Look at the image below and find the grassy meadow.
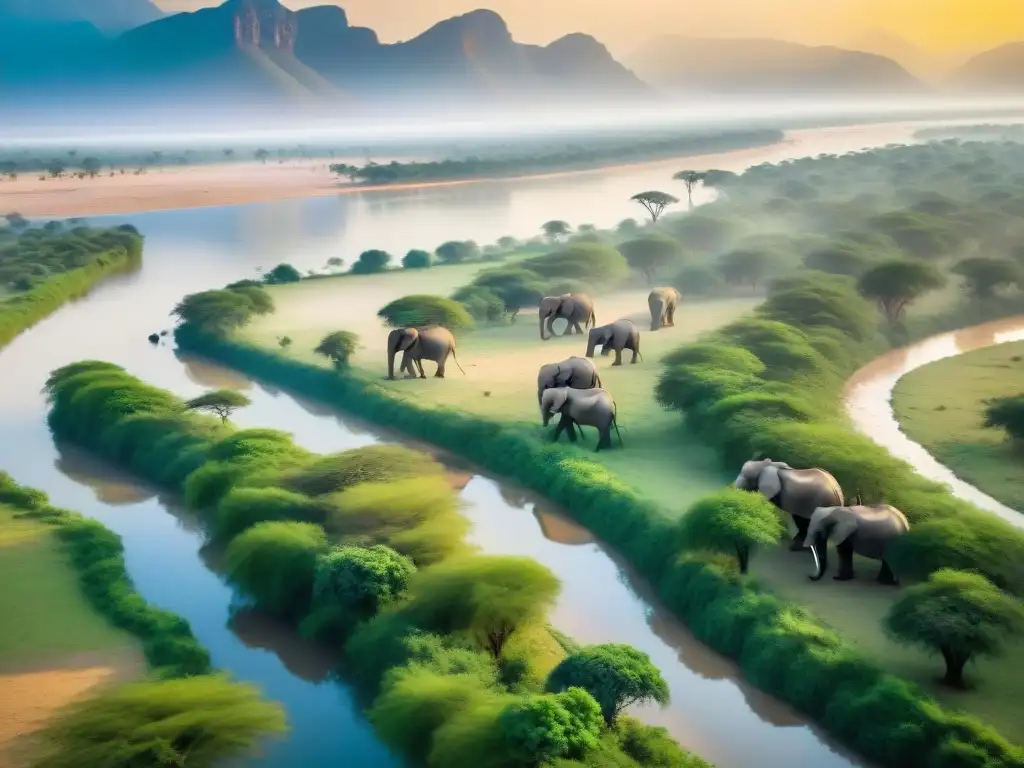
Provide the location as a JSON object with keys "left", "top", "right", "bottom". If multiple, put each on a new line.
{"left": 893, "top": 340, "right": 1024, "bottom": 512}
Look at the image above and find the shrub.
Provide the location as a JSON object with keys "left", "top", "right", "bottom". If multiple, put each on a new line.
{"left": 171, "top": 288, "right": 272, "bottom": 336}
{"left": 314, "top": 330, "right": 359, "bottom": 370}
{"left": 281, "top": 444, "right": 443, "bottom": 496}
{"left": 983, "top": 393, "right": 1024, "bottom": 442}
{"left": 616, "top": 717, "right": 712, "bottom": 768}
{"left": 403, "top": 249, "right": 432, "bottom": 269}
{"left": 521, "top": 244, "right": 628, "bottom": 286}
{"left": 212, "top": 486, "right": 325, "bottom": 541}
{"left": 436, "top": 241, "right": 480, "bottom": 264}
{"left": 312, "top": 544, "right": 416, "bottom": 616}
{"left": 351, "top": 249, "right": 393, "bottom": 274}
{"left": 378, "top": 295, "right": 474, "bottom": 330}
{"left": 262, "top": 262, "right": 302, "bottom": 284}
{"left": 499, "top": 688, "right": 603, "bottom": 764}
{"left": 676, "top": 490, "right": 785, "bottom": 573}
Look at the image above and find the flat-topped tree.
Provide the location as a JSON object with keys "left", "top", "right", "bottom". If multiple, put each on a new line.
{"left": 542, "top": 220, "right": 572, "bottom": 242}
{"left": 951, "top": 257, "right": 1022, "bottom": 298}
{"left": 857, "top": 259, "right": 946, "bottom": 324}
{"left": 618, "top": 235, "right": 683, "bottom": 284}
{"left": 673, "top": 170, "right": 707, "bottom": 209}
{"left": 630, "top": 191, "right": 679, "bottom": 223}
{"left": 185, "top": 389, "right": 251, "bottom": 424}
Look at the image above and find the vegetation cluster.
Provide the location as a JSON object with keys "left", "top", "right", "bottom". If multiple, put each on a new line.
{"left": 44, "top": 361, "right": 710, "bottom": 768}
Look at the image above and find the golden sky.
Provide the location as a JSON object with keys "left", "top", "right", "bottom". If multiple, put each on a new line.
{"left": 156, "top": 0, "right": 1024, "bottom": 55}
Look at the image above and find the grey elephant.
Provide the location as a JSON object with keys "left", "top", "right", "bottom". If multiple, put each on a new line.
{"left": 585, "top": 319, "right": 642, "bottom": 366}
{"left": 537, "top": 356, "right": 602, "bottom": 404}
{"left": 539, "top": 293, "right": 596, "bottom": 340}
{"left": 540, "top": 386, "right": 622, "bottom": 452}
{"left": 805, "top": 497, "right": 910, "bottom": 584}
{"left": 386, "top": 326, "right": 464, "bottom": 380}
{"left": 734, "top": 458, "right": 844, "bottom": 550}
{"left": 648, "top": 287, "right": 681, "bottom": 331}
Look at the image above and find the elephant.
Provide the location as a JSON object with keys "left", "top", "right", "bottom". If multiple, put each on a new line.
{"left": 540, "top": 386, "right": 622, "bottom": 452}
{"left": 734, "top": 458, "right": 844, "bottom": 550}
{"left": 648, "top": 287, "right": 681, "bottom": 331}
{"left": 386, "top": 326, "right": 464, "bottom": 380}
{"left": 538, "top": 293, "right": 596, "bottom": 340}
{"left": 537, "top": 356, "right": 602, "bottom": 404}
{"left": 805, "top": 497, "right": 910, "bottom": 583}
{"left": 585, "top": 319, "right": 642, "bottom": 366}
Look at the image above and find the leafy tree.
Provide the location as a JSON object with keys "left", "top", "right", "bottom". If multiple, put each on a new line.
{"left": 499, "top": 688, "right": 602, "bottom": 764}
{"left": 262, "top": 262, "right": 302, "bottom": 284}
{"left": 312, "top": 544, "right": 416, "bottom": 617}
{"left": 676, "top": 489, "right": 784, "bottom": 573}
{"left": 325, "top": 256, "right": 344, "bottom": 271}
{"left": 497, "top": 236, "right": 518, "bottom": 250}
{"left": 630, "top": 191, "right": 679, "bottom": 223}
{"left": 617, "top": 218, "right": 639, "bottom": 236}
{"left": 435, "top": 240, "right": 480, "bottom": 264}
{"left": 618, "top": 236, "right": 682, "bottom": 283}
{"left": 702, "top": 169, "right": 738, "bottom": 188}
{"left": 857, "top": 259, "right": 946, "bottom": 323}
{"left": 403, "top": 249, "right": 432, "bottom": 269}
{"left": 673, "top": 170, "right": 707, "bottom": 209}
{"left": 521, "top": 244, "right": 628, "bottom": 285}
{"left": 378, "top": 295, "right": 473, "bottom": 330}
{"left": 314, "top": 330, "right": 360, "bottom": 370}
{"left": 470, "top": 268, "right": 546, "bottom": 319}
{"left": 884, "top": 569, "right": 1024, "bottom": 688}
{"left": 983, "top": 393, "right": 1024, "bottom": 443}
{"left": 255, "top": 148, "right": 270, "bottom": 163}
{"left": 224, "top": 521, "right": 328, "bottom": 619}
{"left": 547, "top": 644, "right": 669, "bottom": 725}
{"left": 30, "top": 675, "right": 287, "bottom": 768}
{"left": 185, "top": 389, "right": 251, "bottom": 424}
{"left": 951, "top": 257, "right": 1021, "bottom": 298}
{"left": 351, "top": 249, "right": 392, "bottom": 274}
{"left": 715, "top": 248, "right": 775, "bottom": 291}
{"left": 407, "top": 555, "right": 559, "bottom": 657}
{"left": 81, "top": 157, "right": 102, "bottom": 178}
{"left": 329, "top": 163, "right": 360, "bottom": 180}
{"left": 542, "top": 220, "right": 572, "bottom": 242}
{"left": 171, "top": 289, "right": 271, "bottom": 336}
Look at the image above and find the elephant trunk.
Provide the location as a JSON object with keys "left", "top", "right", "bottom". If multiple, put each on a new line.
{"left": 539, "top": 312, "right": 549, "bottom": 341}
{"left": 809, "top": 535, "right": 827, "bottom": 581}
{"left": 585, "top": 335, "right": 597, "bottom": 358}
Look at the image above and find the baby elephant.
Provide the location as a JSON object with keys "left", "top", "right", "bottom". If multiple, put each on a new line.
{"left": 805, "top": 498, "right": 910, "bottom": 584}
{"left": 540, "top": 386, "right": 622, "bottom": 452}
{"left": 585, "top": 320, "right": 642, "bottom": 366}
{"left": 648, "top": 287, "right": 681, "bottom": 331}
{"left": 536, "top": 356, "right": 602, "bottom": 404}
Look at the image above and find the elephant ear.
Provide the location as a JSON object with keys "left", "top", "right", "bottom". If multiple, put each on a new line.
{"left": 757, "top": 465, "right": 783, "bottom": 501}
{"left": 554, "top": 365, "right": 573, "bottom": 387}
{"left": 399, "top": 328, "right": 420, "bottom": 351}
{"left": 831, "top": 509, "right": 859, "bottom": 546}
{"left": 560, "top": 298, "right": 575, "bottom": 316}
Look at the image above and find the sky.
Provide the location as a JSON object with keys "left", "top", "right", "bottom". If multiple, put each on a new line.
{"left": 155, "top": 0, "right": 1024, "bottom": 56}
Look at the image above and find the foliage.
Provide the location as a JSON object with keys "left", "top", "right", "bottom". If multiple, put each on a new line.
{"left": 671, "top": 264, "right": 726, "bottom": 297}
{"left": 171, "top": 286, "right": 273, "bottom": 336}
{"left": 378, "top": 294, "right": 474, "bottom": 330}
{"left": 185, "top": 389, "right": 251, "bottom": 423}
{"left": 884, "top": 569, "right": 1024, "bottom": 688}
{"left": 630, "top": 191, "right": 679, "bottom": 223}
{"left": 983, "top": 394, "right": 1024, "bottom": 442}
{"left": 31, "top": 675, "right": 287, "bottom": 768}
{"left": 498, "top": 688, "right": 603, "bottom": 764}
{"left": 314, "top": 330, "right": 360, "bottom": 370}
{"left": 547, "top": 644, "right": 669, "bottom": 725}
{"left": 672, "top": 170, "right": 707, "bottom": 206}
{"left": 351, "top": 249, "right": 393, "bottom": 275}
{"left": 312, "top": 544, "right": 416, "bottom": 617}
{"left": 715, "top": 249, "right": 776, "bottom": 291}
{"left": 543, "top": 221, "right": 572, "bottom": 241}
{"left": 407, "top": 555, "right": 560, "bottom": 658}
{"left": 403, "top": 249, "right": 433, "bottom": 269}
{"left": 616, "top": 717, "right": 712, "bottom": 768}
{"left": 436, "top": 240, "right": 481, "bottom": 264}
{"left": 618, "top": 236, "right": 683, "bottom": 283}
{"left": 802, "top": 242, "right": 877, "bottom": 276}
{"left": 521, "top": 244, "right": 629, "bottom": 286}
{"left": 262, "top": 262, "right": 302, "bottom": 284}
{"left": 212, "top": 486, "right": 324, "bottom": 542}
{"left": 676, "top": 490, "right": 785, "bottom": 573}
{"left": 857, "top": 259, "right": 946, "bottom": 323}
{"left": 467, "top": 268, "right": 547, "bottom": 318}
{"left": 951, "top": 257, "right": 1021, "bottom": 298}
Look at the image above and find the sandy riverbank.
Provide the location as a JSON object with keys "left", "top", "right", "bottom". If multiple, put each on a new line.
{"left": 0, "top": 121, "right": 929, "bottom": 218}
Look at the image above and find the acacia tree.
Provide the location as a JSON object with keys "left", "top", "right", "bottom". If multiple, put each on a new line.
{"left": 884, "top": 569, "right": 1024, "bottom": 688}
{"left": 542, "top": 220, "right": 572, "bottom": 242}
{"left": 547, "top": 644, "right": 669, "bottom": 725}
{"left": 314, "top": 330, "right": 360, "bottom": 370}
{"left": 407, "top": 555, "right": 559, "bottom": 658}
{"left": 673, "top": 170, "right": 707, "bottom": 209}
{"left": 677, "top": 489, "right": 785, "bottom": 573}
{"left": 951, "top": 257, "right": 1021, "bottom": 298}
{"left": 983, "top": 394, "right": 1024, "bottom": 444}
{"left": 630, "top": 191, "right": 679, "bottom": 223}
{"left": 618, "top": 236, "right": 682, "bottom": 284}
{"left": 857, "top": 259, "right": 946, "bottom": 323}
{"left": 185, "top": 389, "right": 251, "bottom": 424}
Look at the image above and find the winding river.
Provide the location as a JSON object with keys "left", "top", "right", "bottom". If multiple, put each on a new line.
{"left": 0, "top": 122, "right": 944, "bottom": 767}
{"left": 844, "top": 316, "right": 1024, "bottom": 526}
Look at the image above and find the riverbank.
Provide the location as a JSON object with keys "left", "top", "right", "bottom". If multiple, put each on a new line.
{"left": 0, "top": 121, "right": 924, "bottom": 219}
{"left": 893, "top": 340, "right": 1024, "bottom": 512}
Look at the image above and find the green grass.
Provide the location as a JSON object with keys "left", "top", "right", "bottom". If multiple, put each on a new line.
{"left": 892, "top": 340, "right": 1024, "bottom": 512}
{"left": 0, "top": 506, "right": 137, "bottom": 672}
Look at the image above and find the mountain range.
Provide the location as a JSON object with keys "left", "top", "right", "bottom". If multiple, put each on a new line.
{"left": 2, "top": 0, "right": 1023, "bottom": 116}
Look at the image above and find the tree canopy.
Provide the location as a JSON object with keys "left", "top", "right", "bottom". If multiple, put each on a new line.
{"left": 673, "top": 170, "right": 707, "bottom": 207}
{"left": 185, "top": 389, "right": 251, "bottom": 424}
{"left": 314, "top": 330, "right": 360, "bottom": 370}
{"left": 542, "top": 221, "right": 572, "bottom": 242}
{"left": 171, "top": 287, "right": 273, "bottom": 336}
{"left": 983, "top": 394, "right": 1024, "bottom": 443}
{"left": 498, "top": 688, "right": 603, "bottom": 764}
{"left": 262, "top": 263, "right": 302, "bottom": 284}
{"left": 546, "top": 644, "right": 670, "bottom": 725}
{"left": 403, "top": 249, "right": 432, "bottom": 269}
{"left": 312, "top": 544, "right": 416, "bottom": 617}
{"left": 618, "top": 236, "right": 683, "bottom": 283}
{"left": 676, "top": 489, "right": 785, "bottom": 573}
{"left": 951, "top": 257, "right": 1021, "bottom": 298}
{"left": 884, "top": 569, "right": 1024, "bottom": 688}
{"left": 435, "top": 240, "right": 480, "bottom": 264}
{"left": 715, "top": 248, "right": 776, "bottom": 291}
{"left": 630, "top": 191, "right": 679, "bottom": 223}
{"left": 351, "top": 249, "right": 393, "bottom": 275}
{"left": 856, "top": 259, "right": 946, "bottom": 323}
{"left": 378, "top": 295, "right": 474, "bottom": 330}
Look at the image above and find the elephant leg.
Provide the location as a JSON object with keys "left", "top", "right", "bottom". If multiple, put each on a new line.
{"left": 790, "top": 515, "right": 809, "bottom": 551}
{"left": 877, "top": 560, "right": 898, "bottom": 585}
{"left": 595, "top": 426, "right": 613, "bottom": 452}
{"left": 435, "top": 357, "right": 446, "bottom": 378}
{"left": 612, "top": 348, "right": 623, "bottom": 366}
{"left": 833, "top": 540, "right": 855, "bottom": 581}
{"left": 552, "top": 416, "right": 569, "bottom": 443}
{"left": 631, "top": 346, "right": 639, "bottom": 364}
{"left": 415, "top": 359, "right": 426, "bottom": 379}
{"left": 561, "top": 415, "right": 578, "bottom": 443}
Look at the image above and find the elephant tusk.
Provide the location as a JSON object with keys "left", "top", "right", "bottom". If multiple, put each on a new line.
{"left": 809, "top": 544, "right": 823, "bottom": 581}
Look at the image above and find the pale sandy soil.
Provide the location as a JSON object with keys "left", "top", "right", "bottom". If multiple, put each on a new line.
{"left": 0, "top": 650, "right": 144, "bottom": 768}
{"left": 0, "top": 120, "right": 935, "bottom": 219}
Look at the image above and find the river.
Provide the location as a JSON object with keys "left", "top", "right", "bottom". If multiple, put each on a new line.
{"left": 0, "top": 123, "right": 928, "bottom": 767}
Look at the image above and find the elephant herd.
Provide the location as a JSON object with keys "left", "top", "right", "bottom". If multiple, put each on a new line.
{"left": 734, "top": 458, "right": 911, "bottom": 585}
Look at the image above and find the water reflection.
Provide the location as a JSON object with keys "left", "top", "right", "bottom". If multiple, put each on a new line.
{"left": 844, "top": 315, "right": 1024, "bottom": 526}
{"left": 53, "top": 443, "right": 157, "bottom": 507}
{"left": 181, "top": 356, "right": 255, "bottom": 391}
{"left": 533, "top": 509, "right": 594, "bottom": 546}
{"left": 230, "top": 610, "right": 335, "bottom": 684}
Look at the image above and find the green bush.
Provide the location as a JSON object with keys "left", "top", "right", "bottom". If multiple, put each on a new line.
{"left": 312, "top": 544, "right": 416, "bottom": 616}
{"left": 280, "top": 444, "right": 444, "bottom": 496}
{"left": 212, "top": 486, "right": 325, "bottom": 541}
{"left": 521, "top": 244, "right": 629, "bottom": 286}
{"left": 378, "top": 294, "right": 474, "bottom": 330}
{"left": 499, "top": 688, "right": 603, "bottom": 764}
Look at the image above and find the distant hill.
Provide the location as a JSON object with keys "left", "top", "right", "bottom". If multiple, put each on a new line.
{"left": 0, "top": 0, "right": 164, "bottom": 34}
{"left": 847, "top": 29, "right": 974, "bottom": 81}
{"left": 628, "top": 36, "right": 924, "bottom": 96}
{"left": 949, "top": 43, "right": 1024, "bottom": 91}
